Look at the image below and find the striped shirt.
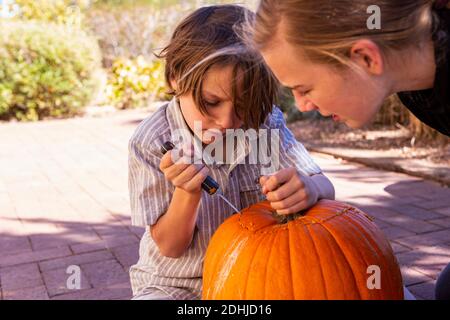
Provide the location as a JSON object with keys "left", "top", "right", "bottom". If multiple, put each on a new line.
{"left": 128, "top": 98, "right": 322, "bottom": 300}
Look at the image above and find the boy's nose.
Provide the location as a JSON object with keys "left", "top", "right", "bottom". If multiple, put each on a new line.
{"left": 216, "top": 117, "right": 235, "bottom": 130}
{"left": 216, "top": 109, "right": 237, "bottom": 130}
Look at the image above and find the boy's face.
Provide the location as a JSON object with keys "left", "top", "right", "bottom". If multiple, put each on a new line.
{"left": 177, "top": 64, "right": 244, "bottom": 144}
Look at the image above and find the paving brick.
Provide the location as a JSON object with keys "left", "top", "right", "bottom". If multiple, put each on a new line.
{"left": 69, "top": 241, "right": 108, "bottom": 255}
{"left": 82, "top": 259, "right": 129, "bottom": 288}
{"left": 30, "top": 229, "right": 100, "bottom": 251}
{"left": 357, "top": 206, "right": 399, "bottom": 220}
{"left": 0, "top": 218, "right": 28, "bottom": 235}
{"left": 415, "top": 198, "right": 450, "bottom": 210}
{"left": 42, "top": 267, "right": 91, "bottom": 297}
{"left": 39, "top": 250, "right": 114, "bottom": 272}
{"left": 400, "top": 266, "right": 434, "bottom": 286}
{"left": 371, "top": 219, "right": 392, "bottom": 230}
{"left": 398, "top": 220, "right": 444, "bottom": 234}
{"left": 128, "top": 226, "right": 145, "bottom": 238}
{"left": 2, "top": 285, "right": 49, "bottom": 300}
{"left": 70, "top": 234, "right": 138, "bottom": 254}
{"left": 435, "top": 207, "right": 450, "bottom": 217}
{"left": 0, "top": 236, "right": 32, "bottom": 256}
{"left": 391, "top": 204, "right": 444, "bottom": 220}
{"left": 390, "top": 242, "right": 412, "bottom": 254}
{"left": 395, "top": 245, "right": 450, "bottom": 279}
{"left": 415, "top": 184, "right": 450, "bottom": 201}
{"left": 381, "top": 226, "right": 416, "bottom": 241}
{"left": 0, "top": 246, "right": 72, "bottom": 268}
{"left": 388, "top": 195, "right": 427, "bottom": 206}
{"left": 20, "top": 222, "right": 61, "bottom": 235}
{"left": 407, "top": 280, "right": 437, "bottom": 300}
{"left": 92, "top": 224, "right": 131, "bottom": 238}
{"left": 363, "top": 210, "right": 445, "bottom": 234}
{"left": 429, "top": 217, "right": 450, "bottom": 228}
{"left": 383, "top": 180, "right": 430, "bottom": 198}
{"left": 50, "top": 282, "right": 132, "bottom": 300}
{"left": 112, "top": 243, "right": 139, "bottom": 269}
{"left": 395, "top": 231, "right": 450, "bottom": 249}
{"left": 0, "top": 263, "right": 43, "bottom": 291}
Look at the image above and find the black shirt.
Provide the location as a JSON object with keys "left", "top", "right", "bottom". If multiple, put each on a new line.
{"left": 397, "top": 9, "right": 450, "bottom": 137}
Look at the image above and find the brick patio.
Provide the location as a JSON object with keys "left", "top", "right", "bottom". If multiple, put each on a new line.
{"left": 0, "top": 109, "right": 449, "bottom": 300}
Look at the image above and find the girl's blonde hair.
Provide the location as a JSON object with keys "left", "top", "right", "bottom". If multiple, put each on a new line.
{"left": 157, "top": 5, "right": 279, "bottom": 129}
{"left": 252, "top": 0, "right": 449, "bottom": 68}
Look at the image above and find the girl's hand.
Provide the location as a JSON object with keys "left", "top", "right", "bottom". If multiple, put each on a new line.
{"left": 259, "top": 167, "right": 320, "bottom": 215}
{"left": 159, "top": 144, "right": 209, "bottom": 194}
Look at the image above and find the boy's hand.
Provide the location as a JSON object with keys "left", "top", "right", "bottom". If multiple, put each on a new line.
{"left": 260, "top": 167, "right": 319, "bottom": 215}
{"left": 159, "top": 144, "right": 209, "bottom": 194}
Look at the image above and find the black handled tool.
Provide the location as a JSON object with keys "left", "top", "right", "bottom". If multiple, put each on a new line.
{"left": 160, "top": 141, "right": 220, "bottom": 195}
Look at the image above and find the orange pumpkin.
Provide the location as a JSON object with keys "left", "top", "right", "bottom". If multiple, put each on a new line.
{"left": 202, "top": 200, "right": 404, "bottom": 300}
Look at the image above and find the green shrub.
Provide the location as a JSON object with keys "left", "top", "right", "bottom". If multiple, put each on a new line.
{"left": 105, "top": 56, "right": 169, "bottom": 109}
{"left": 86, "top": 0, "right": 257, "bottom": 67}
{"left": 13, "top": 0, "right": 89, "bottom": 27}
{"left": 86, "top": 5, "right": 185, "bottom": 67}
{"left": 0, "top": 20, "right": 102, "bottom": 121}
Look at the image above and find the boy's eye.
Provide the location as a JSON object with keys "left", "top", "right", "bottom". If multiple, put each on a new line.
{"left": 204, "top": 100, "right": 220, "bottom": 107}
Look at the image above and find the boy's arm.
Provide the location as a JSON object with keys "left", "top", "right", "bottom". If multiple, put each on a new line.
{"left": 150, "top": 188, "right": 201, "bottom": 258}
{"left": 151, "top": 145, "right": 209, "bottom": 258}
{"left": 129, "top": 138, "right": 205, "bottom": 258}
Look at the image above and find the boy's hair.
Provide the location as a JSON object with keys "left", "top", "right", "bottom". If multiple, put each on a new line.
{"left": 157, "top": 4, "right": 279, "bottom": 129}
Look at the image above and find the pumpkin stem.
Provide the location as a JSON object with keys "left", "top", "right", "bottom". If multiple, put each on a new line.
{"left": 272, "top": 210, "right": 307, "bottom": 224}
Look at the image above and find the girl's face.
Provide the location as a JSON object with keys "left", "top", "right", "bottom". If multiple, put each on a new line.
{"left": 177, "top": 64, "right": 244, "bottom": 144}
{"left": 261, "top": 36, "right": 389, "bottom": 128}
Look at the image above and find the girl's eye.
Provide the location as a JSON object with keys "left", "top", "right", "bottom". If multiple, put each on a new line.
{"left": 297, "top": 90, "right": 311, "bottom": 96}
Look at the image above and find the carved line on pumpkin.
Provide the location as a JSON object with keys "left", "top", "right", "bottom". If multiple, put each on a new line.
{"left": 207, "top": 236, "right": 250, "bottom": 298}
{"left": 237, "top": 205, "right": 375, "bottom": 234}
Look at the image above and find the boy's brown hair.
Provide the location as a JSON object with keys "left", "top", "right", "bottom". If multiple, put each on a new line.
{"left": 157, "top": 4, "right": 279, "bottom": 129}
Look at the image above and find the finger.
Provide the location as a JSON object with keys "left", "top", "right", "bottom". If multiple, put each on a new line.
{"left": 172, "top": 164, "right": 204, "bottom": 186}
{"left": 270, "top": 191, "right": 304, "bottom": 210}
{"left": 266, "top": 175, "right": 301, "bottom": 202}
{"left": 163, "top": 156, "right": 192, "bottom": 181}
{"left": 262, "top": 168, "right": 296, "bottom": 193}
{"left": 159, "top": 151, "right": 175, "bottom": 171}
{"left": 160, "top": 147, "right": 188, "bottom": 168}
{"left": 183, "top": 166, "right": 210, "bottom": 191}
{"left": 275, "top": 200, "right": 309, "bottom": 216}
{"left": 259, "top": 175, "right": 270, "bottom": 186}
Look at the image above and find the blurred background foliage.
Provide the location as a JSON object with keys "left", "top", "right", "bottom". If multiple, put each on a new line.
{"left": 0, "top": 0, "right": 102, "bottom": 121}
{"left": 0, "top": 0, "right": 444, "bottom": 140}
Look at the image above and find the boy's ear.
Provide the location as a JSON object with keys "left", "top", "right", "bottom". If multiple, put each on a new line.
{"left": 349, "top": 39, "right": 384, "bottom": 76}
{"left": 170, "top": 79, "right": 178, "bottom": 91}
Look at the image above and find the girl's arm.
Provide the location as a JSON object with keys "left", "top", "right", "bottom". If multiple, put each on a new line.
{"left": 310, "top": 172, "right": 335, "bottom": 201}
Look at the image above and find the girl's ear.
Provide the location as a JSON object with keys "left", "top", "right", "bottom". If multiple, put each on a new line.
{"left": 349, "top": 39, "right": 384, "bottom": 76}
